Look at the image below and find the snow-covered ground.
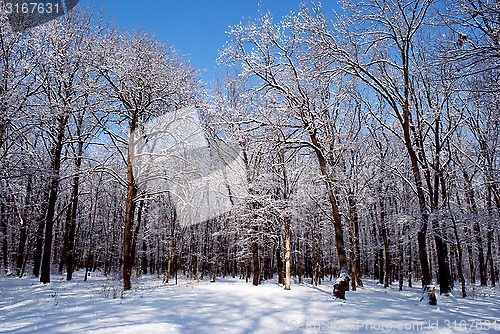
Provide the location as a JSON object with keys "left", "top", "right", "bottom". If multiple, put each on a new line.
{"left": 1, "top": 273, "right": 499, "bottom": 333}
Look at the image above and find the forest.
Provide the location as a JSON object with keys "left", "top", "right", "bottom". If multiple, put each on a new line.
{"left": 0, "top": 0, "right": 498, "bottom": 304}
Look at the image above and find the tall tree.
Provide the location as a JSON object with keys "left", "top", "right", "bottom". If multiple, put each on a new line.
{"left": 221, "top": 11, "right": 369, "bottom": 297}
{"left": 296, "top": 0, "right": 456, "bottom": 294}
{"left": 95, "top": 30, "right": 199, "bottom": 290}
{"left": 30, "top": 10, "right": 98, "bottom": 283}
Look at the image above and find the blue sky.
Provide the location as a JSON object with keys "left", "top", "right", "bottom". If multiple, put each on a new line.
{"left": 78, "top": 0, "right": 313, "bottom": 83}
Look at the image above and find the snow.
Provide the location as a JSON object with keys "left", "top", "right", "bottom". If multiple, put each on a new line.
{"left": 1, "top": 273, "right": 499, "bottom": 333}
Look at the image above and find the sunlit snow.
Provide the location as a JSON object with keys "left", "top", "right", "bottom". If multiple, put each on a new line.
{"left": 1, "top": 273, "right": 498, "bottom": 333}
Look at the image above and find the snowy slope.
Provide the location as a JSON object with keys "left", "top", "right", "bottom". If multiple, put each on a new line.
{"left": 0, "top": 274, "right": 498, "bottom": 333}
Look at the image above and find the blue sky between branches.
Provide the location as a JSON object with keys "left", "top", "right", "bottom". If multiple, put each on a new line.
{"left": 79, "top": 0, "right": 319, "bottom": 82}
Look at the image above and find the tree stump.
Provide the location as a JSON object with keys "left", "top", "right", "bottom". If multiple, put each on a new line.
{"left": 420, "top": 285, "right": 437, "bottom": 305}
{"left": 333, "top": 273, "right": 350, "bottom": 299}
{"left": 428, "top": 286, "right": 437, "bottom": 305}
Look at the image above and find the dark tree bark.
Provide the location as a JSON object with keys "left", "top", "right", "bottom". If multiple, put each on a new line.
{"left": 426, "top": 116, "right": 451, "bottom": 295}
{"left": 66, "top": 137, "right": 83, "bottom": 281}
{"left": 408, "top": 241, "right": 413, "bottom": 288}
{"left": 487, "top": 230, "right": 495, "bottom": 287}
{"left": 201, "top": 219, "right": 211, "bottom": 280}
{"left": 378, "top": 248, "right": 385, "bottom": 285}
{"left": 59, "top": 201, "right": 72, "bottom": 274}
{"left": 123, "top": 116, "right": 138, "bottom": 291}
{"left": 451, "top": 215, "right": 467, "bottom": 297}
{"left": 1, "top": 202, "right": 8, "bottom": 273}
{"left": 276, "top": 240, "right": 284, "bottom": 285}
{"left": 463, "top": 170, "right": 487, "bottom": 286}
{"left": 252, "top": 241, "right": 259, "bottom": 286}
{"left": 212, "top": 256, "right": 219, "bottom": 282}
{"left": 475, "top": 221, "right": 488, "bottom": 287}
{"left": 402, "top": 92, "right": 433, "bottom": 288}
{"left": 433, "top": 225, "right": 450, "bottom": 294}
{"left": 309, "top": 132, "right": 348, "bottom": 285}
{"left": 141, "top": 236, "right": 148, "bottom": 276}
{"left": 486, "top": 180, "right": 499, "bottom": 287}
{"left": 348, "top": 190, "right": 363, "bottom": 289}
{"left": 465, "top": 226, "right": 476, "bottom": 284}
{"left": 284, "top": 215, "right": 292, "bottom": 290}
{"left": 398, "top": 239, "right": 404, "bottom": 291}
{"left": 221, "top": 217, "right": 229, "bottom": 277}
{"left": 333, "top": 274, "right": 350, "bottom": 300}
{"left": 40, "top": 116, "right": 68, "bottom": 284}
{"left": 166, "top": 206, "right": 177, "bottom": 283}
{"left": 131, "top": 200, "right": 144, "bottom": 270}
{"left": 16, "top": 177, "right": 31, "bottom": 277}
{"left": 33, "top": 187, "right": 50, "bottom": 278}
{"left": 190, "top": 228, "right": 199, "bottom": 279}
{"left": 33, "top": 219, "right": 45, "bottom": 278}
{"left": 372, "top": 223, "right": 380, "bottom": 282}
{"left": 263, "top": 255, "right": 271, "bottom": 280}
{"left": 232, "top": 232, "right": 238, "bottom": 279}
{"left": 378, "top": 192, "right": 391, "bottom": 288}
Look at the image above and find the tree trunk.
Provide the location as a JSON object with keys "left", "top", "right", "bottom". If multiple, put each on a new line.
{"left": 432, "top": 223, "right": 451, "bottom": 294}
{"left": 66, "top": 117, "right": 85, "bottom": 280}
{"left": 212, "top": 257, "right": 219, "bottom": 282}
{"left": 379, "top": 196, "right": 391, "bottom": 288}
{"left": 16, "top": 219, "right": 27, "bottom": 277}
{"left": 284, "top": 215, "right": 291, "bottom": 290}
{"left": 487, "top": 230, "right": 495, "bottom": 287}
{"left": 232, "top": 232, "right": 238, "bottom": 279}
{"left": 428, "top": 112, "right": 451, "bottom": 295}
{"left": 276, "top": 240, "right": 284, "bottom": 285}
{"left": 451, "top": 215, "right": 467, "bottom": 297}
{"left": 263, "top": 255, "right": 271, "bottom": 280}
{"left": 398, "top": 240, "right": 404, "bottom": 291}
{"left": 408, "top": 242, "right": 412, "bottom": 288}
{"left": 59, "top": 201, "right": 72, "bottom": 274}
{"left": 465, "top": 226, "right": 476, "bottom": 284}
{"left": 65, "top": 196, "right": 77, "bottom": 281}
{"left": 33, "top": 219, "right": 45, "bottom": 278}
{"left": 401, "top": 44, "right": 432, "bottom": 288}
{"left": 378, "top": 249, "right": 384, "bottom": 285}
{"left": 0, "top": 202, "right": 8, "bottom": 274}
{"left": 66, "top": 160, "right": 82, "bottom": 280}
{"left": 191, "top": 228, "right": 199, "bottom": 279}
{"left": 463, "top": 171, "right": 487, "bottom": 286}
{"left": 131, "top": 200, "right": 144, "bottom": 270}
{"left": 40, "top": 117, "right": 67, "bottom": 284}
{"left": 141, "top": 236, "right": 148, "bottom": 276}
{"left": 297, "top": 255, "right": 302, "bottom": 284}
{"left": 486, "top": 179, "right": 498, "bottom": 287}
{"left": 221, "top": 217, "right": 229, "bottom": 277}
{"left": 123, "top": 119, "right": 138, "bottom": 290}
{"left": 348, "top": 191, "right": 363, "bottom": 288}
{"left": 309, "top": 132, "right": 348, "bottom": 290}
{"left": 474, "top": 221, "right": 487, "bottom": 286}
{"left": 16, "top": 176, "right": 31, "bottom": 277}
{"left": 166, "top": 205, "right": 177, "bottom": 283}
{"left": 417, "top": 225, "right": 431, "bottom": 286}
{"left": 333, "top": 273, "right": 350, "bottom": 299}
{"left": 252, "top": 241, "right": 259, "bottom": 286}
{"left": 33, "top": 186, "right": 50, "bottom": 278}
{"left": 201, "top": 219, "right": 210, "bottom": 280}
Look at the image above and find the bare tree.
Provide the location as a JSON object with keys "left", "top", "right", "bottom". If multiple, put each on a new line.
{"left": 221, "top": 11, "right": 373, "bottom": 298}
{"left": 95, "top": 29, "right": 199, "bottom": 290}
{"left": 27, "top": 10, "right": 99, "bottom": 284}
{"left": 295, "top": 0, "right": 459, "bottom": 295}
